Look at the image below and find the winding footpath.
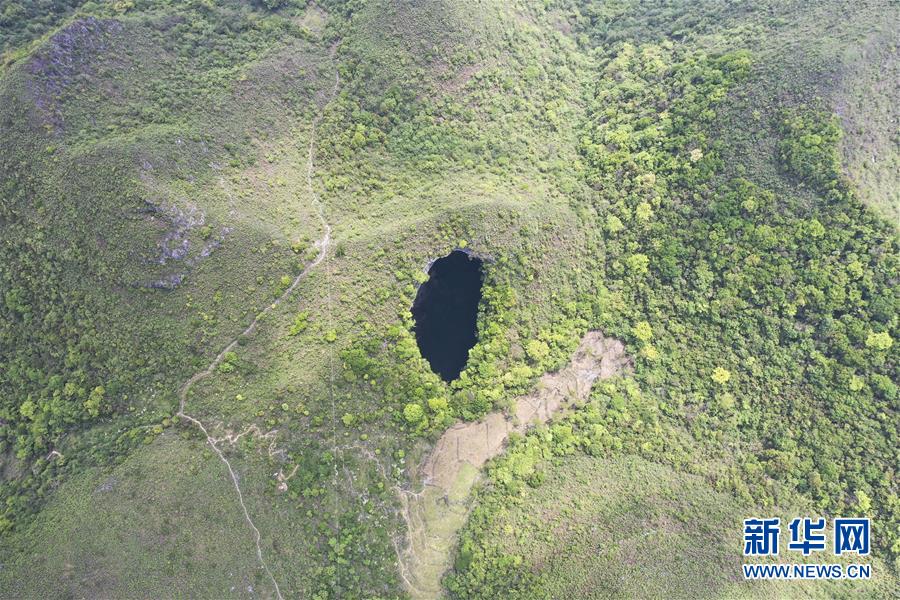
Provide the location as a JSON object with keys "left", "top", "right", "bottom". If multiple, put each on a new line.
{"left": 174, "top": 60, "right": 340, "bottom": 600}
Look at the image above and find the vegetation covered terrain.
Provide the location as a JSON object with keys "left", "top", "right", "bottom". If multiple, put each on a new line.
{"left": 0, "top": 1, "right": 896, "bottom": 599}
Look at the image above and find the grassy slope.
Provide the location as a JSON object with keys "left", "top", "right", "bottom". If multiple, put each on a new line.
{"left": 0, "top": 0, "right": 897, "bottom": 599}
{"left": 832, "top": 22, "right": 899, "bottom": 225}
{"left": 0, "top": 1, "right": 347, "bottom": 596}
{"left": 0, "top": 1, "right": 335, "bottom": 456}
{"left": 3, "top": 1, "right": 596, "bottom": 597}
{"left": 460, "top": 453, "right": 894, "bottom": 599}
{"left": 708, "top": 0, "right": 899, "bottom": 224}
{"left": 447, "top": 0, "right": 899, "bottom": 598}
{"left": 0, "top": 432, "right": 266, "bottom": 599}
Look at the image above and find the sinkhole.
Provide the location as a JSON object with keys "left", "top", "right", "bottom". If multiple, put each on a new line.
{"left": 411, "top": 250, "right": 484, "bottom": 382}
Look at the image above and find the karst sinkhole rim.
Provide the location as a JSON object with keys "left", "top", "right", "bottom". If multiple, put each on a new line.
{"left": 411, "top": 250, "right": 484, "bottom": 382}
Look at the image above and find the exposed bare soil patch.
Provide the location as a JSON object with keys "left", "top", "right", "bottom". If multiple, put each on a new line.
{"left": 398, "top": 331, "right": 631, "bottom": 598}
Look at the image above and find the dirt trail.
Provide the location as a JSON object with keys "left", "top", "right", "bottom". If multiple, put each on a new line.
{"left": 397, "top": 331, "right": 631, "bottom": 599}
{"left": 174, "top": 54, "right": 340, "bottom": 600}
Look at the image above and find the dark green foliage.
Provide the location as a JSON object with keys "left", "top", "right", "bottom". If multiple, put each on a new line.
{"left": 0, "top": 173, "right": 183, "bottom": 460}
{"left": 778, "top": 110, "right": 844, "bottom": 191}
{"left": 0, "top": 0, "right": 90, "bottom": 57}
{"left": 448, "top": 32, "right": 898, "bottom": 595}
{"left": 579, "top": 40, "right": 897, "bottom": 566}
{"left": 0, "top": 0, "right": 897, "bottom": 597}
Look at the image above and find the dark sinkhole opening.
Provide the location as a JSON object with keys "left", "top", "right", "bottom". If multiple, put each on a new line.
{"left": 411, "top": 250, "right": 484, "bottom": 382}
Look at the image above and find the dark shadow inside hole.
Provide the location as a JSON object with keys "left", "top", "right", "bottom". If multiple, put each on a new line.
{"left": 411, "top": 250, "right": 483, "bottom": 382}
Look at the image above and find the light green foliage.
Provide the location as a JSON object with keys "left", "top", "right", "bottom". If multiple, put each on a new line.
{"left": 427, "top": 397, "right": 449, "bottom": 413}
{"left": 0, "top": 0, "right": 897, "bottom": 598}
{"left": 605, "top": 214, "right": 624, "bottom": 233}
{"left": 524, "top": 340, "right": 550, "bottom": 364}
{"left": 716, "top": 392, "right": 736, "bottom": 411}
{"left": 403, "top": 402, "right": 425, "bottom": 425}
{"left": 635, "top": 201, "right": 653, "bottom": 221}
{"left": 448, "top": 7, "right": 899, "bottom": 594}
{"left": 632, "top": 321, "right": 652, "bottom": 343}
{"left": 711, "top": 367, "right": 731, "bottom": 385}
{"left": 217, "top": 351, "right": 238, "bottom": 374}
{"left": 84, "top": 385, "right": 105, "bottom": 418}
{"left": 866, "top": 331, "right": 893, "bottom": 351}
{"left": 288, "top": 311, "right": 310, "bottom": 336}
{"left": 17, "top": 400, "right": 35, "bottom": 421}
{"left": 626, "top": 253, "right": 649, "bottom": 275}
{"left": 857, "top": 489, "right": 873, "bottom": 515}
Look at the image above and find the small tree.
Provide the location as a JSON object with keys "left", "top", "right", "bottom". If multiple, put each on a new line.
{"left": 711, "top": 367, "right": 731, "bottom": 385}
{"left": 84, "top": 385, "right": 105, "bottom": 418}
{"left": 865, "top": 331, "right": 893, "bottom": 351}
{"left": 632, "top": 321, "right": 653, "bottom": 343}
{"left": 524, "top": 340, "right": 550, "bottom": 364}
{"left": 403, "top": 403, "right": 425, "bottom": 426}
{"left": 626, "top": 253, "right": 650, "bottom": 276}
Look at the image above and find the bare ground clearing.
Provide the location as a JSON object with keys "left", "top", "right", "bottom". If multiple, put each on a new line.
{"left": 397, "top": 331, "right": 631, "bottom": 598}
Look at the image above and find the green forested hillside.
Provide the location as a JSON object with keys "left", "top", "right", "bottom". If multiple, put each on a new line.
{"left": 0, "top": 1, "right": 896, "bottom": 599}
